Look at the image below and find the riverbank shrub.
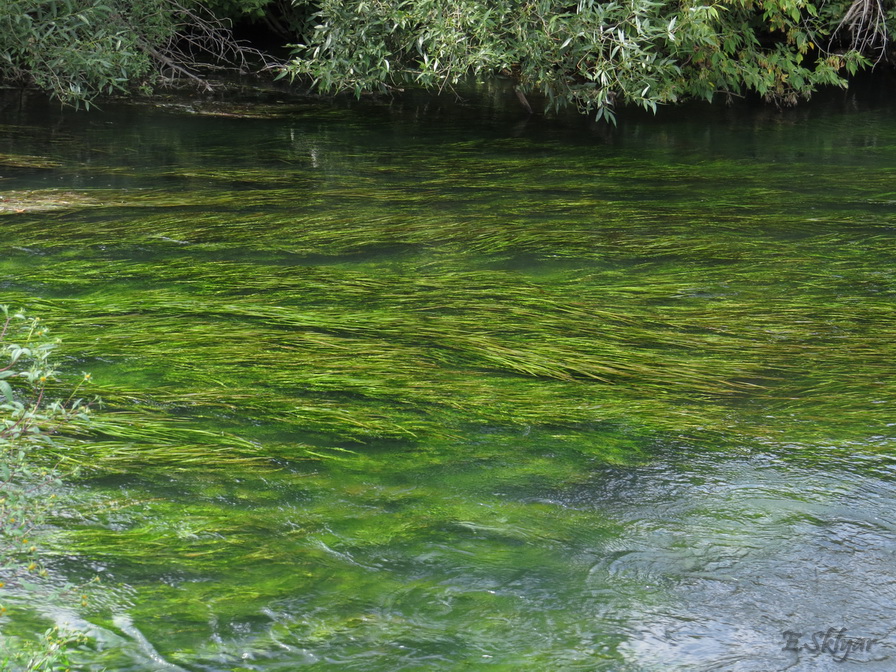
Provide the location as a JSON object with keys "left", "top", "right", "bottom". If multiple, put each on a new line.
{"left": 0, "top": 0, "right": 275, "bottom": 107}
{"left": 0, "top": 307, "right": 95, "bottom": 576}
{"left": 285, "top": 0, "right": 882, "bottom": 122}
{"left": 1, "top": 0, "right": 891, "bottom": 118}
{"left": 0, "top": 1, "right": 158, "bottom": 107}
{"left": 0, "top": 627, "right": 88, "bottom": 672}
{"left": 0, "top": 307, "right": 94, "bottom": 670}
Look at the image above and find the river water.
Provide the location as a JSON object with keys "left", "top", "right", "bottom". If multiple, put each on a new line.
{"left": 2, "top": 85, "right": 896, "bottom": 670}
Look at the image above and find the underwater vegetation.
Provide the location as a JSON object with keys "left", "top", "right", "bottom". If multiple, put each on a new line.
{"left": 1, "top": 97, "right": 896, "bottom": 669}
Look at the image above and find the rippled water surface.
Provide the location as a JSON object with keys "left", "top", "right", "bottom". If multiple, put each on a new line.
{"left": 2, "top": 86, "right": 896, "bottom": 670}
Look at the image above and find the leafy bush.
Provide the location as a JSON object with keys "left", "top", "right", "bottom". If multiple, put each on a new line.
{"left": 286, "top": 0, "right": 880, "bottom": 122}
{"left": 0, "top": 307, "right": 95, "bottom": 671}
{"left": 0, "top": 0, "right": 161, "bottom": 107}
{"left": 0, "top": 307, "right": 94, "bottom": 575}
{"left": 0, "top": 627, "right": 88, "bottom": 672}
{"left": 0, "top": 0, "right": 277, "bottom": 107}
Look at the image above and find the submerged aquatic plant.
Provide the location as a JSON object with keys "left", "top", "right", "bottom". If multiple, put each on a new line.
{"left": 2, "top": 104, "right": 896, "bottom": 670}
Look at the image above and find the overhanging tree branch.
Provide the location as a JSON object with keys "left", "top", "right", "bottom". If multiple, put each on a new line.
{"left": 132, "top": 0, "right": 283, "bottom": 91}
{"left": 832, "top": 0, "right": 889, "bottom": 62}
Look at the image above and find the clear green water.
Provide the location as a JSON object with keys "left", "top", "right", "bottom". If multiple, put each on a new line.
{"left": 2, "top": 87, "right": 896, "bottom": 670}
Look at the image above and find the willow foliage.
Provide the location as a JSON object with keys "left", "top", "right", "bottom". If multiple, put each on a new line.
{"left": 0, "top": 0, "right": 273, "bottom": 107}
{"left": 0, "top": 0, "right": 162, "bottom": 107}
{"left": 287, "top": 0, "right": 881, "bottom": 121}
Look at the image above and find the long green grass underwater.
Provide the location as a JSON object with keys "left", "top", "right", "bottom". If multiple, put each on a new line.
{"left": 1, "top": 92, "right": 896, "bottom": 669}
{"left": 4, "top": 173, "right": 894, "bottom": 450}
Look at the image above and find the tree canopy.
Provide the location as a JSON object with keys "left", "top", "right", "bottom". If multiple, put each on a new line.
{"left": 1, "top": 0, "right": 892, "bottom": 118}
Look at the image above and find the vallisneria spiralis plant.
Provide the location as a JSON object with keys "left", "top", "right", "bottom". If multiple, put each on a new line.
{"left": 0, "top": 306, "right": 97, "bottom": 671}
